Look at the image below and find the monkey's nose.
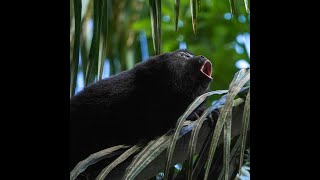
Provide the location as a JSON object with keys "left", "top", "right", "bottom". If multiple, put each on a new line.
{"left": 199, "top": 55, "right": 209, "bottom": 60}
{"left": 198, "top": 55, "right": 210, "bottom": 63}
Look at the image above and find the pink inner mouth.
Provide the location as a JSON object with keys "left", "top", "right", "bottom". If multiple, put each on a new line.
{"left": 200, "top": 60, "right": 212, "bottom": 79}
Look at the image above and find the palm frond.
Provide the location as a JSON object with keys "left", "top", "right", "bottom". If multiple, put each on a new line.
{"left": 70, "top": 0, "right": 82, "bottom": 97}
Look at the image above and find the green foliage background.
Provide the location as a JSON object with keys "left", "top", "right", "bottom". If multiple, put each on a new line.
{"left": 70, "top": 0, "right": 250, "bottom": 104}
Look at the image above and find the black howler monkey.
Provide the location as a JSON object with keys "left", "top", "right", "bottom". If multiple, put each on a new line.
{"left": 70, "top": 49, "right": 216, "bottom": 171}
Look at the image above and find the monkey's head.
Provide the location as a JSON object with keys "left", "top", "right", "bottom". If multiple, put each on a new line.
{"left": 136, "top": 49, "right": 213, "bottom": 101}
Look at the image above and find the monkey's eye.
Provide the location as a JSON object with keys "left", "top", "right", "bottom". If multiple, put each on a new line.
{"left": 179, "top": 52, "right": 191, "bottom": 59}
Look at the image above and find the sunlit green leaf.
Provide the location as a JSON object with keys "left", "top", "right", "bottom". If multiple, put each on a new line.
{"left": 244, "top": 0, "right": 250, "bottom": 14}
{"left": 85, "top": 0, "right": 101, "bottom": 86}
{"left": 97, "top": 0, "right": 108, "bottom": 80}
{"left": 186, "top": 94, "right": 227, "bottom": 180}
{"left": 229, "top": 0, "right": 236, "bottom": 17}
{"left": 222, "top": 110, "right": 232, "bottom": 180}
{"left": 149, "top": 0, "right": 162, "bottom": 55}
{"left": 217, "top": 135, "right": 242, "bottom": 180}
{"left": 204, "top": 68, "right": 250, "bottom": 180}
{"left": 238, "top": 89, "right": 250, "bottom": 175}
{"left": 70, "top": 0, "right": 82, "bottom": 97}
{"left": 187, "top": 87, "right": 247, "bottom": 179}
{"left": 122, "top": 131, "right": 173, "bottom": 180}
{"left": 190, "top": 0, "right": 197, "bottom": 34}
{"left": 70, "top": 145, "right": 129, "bottom": 180}
{"left": 96, "top": 145, "right": 141, "bottom": 180}
{"left": 163, "top": 90, "right": 228, "bottom": 180}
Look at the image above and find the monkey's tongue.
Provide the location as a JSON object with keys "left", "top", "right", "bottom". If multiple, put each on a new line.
{"left": 200, "top": 60, "right": 213, "bottom": 79}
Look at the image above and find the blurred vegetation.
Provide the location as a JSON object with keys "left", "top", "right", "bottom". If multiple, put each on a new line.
{"left": 70, "top": 0, "right": 250, "bottom": 104}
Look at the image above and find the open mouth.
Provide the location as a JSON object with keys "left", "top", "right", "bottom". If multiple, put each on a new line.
{"left": 200, "top": 60, "right": 213, "bottom": 79}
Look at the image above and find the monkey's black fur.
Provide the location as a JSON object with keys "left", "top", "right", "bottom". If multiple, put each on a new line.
{"left": 70, "top": 49, "right": 215, "bottom": 171}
